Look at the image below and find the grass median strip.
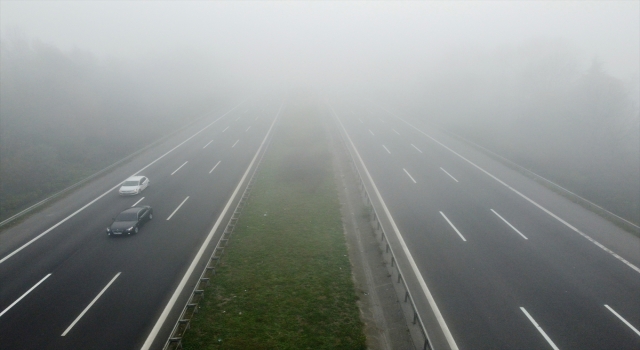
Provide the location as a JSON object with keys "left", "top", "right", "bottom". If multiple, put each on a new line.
{"left": 182, "top": 96, "right": 366, "bottom": 349}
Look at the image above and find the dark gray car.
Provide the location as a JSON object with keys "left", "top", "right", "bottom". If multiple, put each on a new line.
{"left": 107, "top": 206, "right": 153, "bottom": 236}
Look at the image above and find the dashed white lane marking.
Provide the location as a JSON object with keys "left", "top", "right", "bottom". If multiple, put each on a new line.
{"left": 491, "top": 209, "right": 528, "bottom": 240}
{"left": 520, "top": 307, "right": 560, "bottom": 350}
{"left": 605, "top": 304, "right": 640, "bottom": 337}
{"left": 358, "top": 118, "right": 363, "bottom": 123}
{"left": 439, "top": 211, "right": 467, "bottom": 241}
{"left": 202, "top": 140, "right": 213, "bottom": 149}
{"left": 131, "top": 197, "right": 145, "bottom": 207}
{"left": 222, "top": 126, "right": 229, "bottom": 132}
{"left": 61, "top": 272, "right": 121, "bottom": 336}
{"left": 170, "top": 161, "right": 188, "bottom": 175}
{"left": 245, "top": 126, "right": 251, "bottom": 132}
{"left": 255, "top": 116, "right": 260, "bottom": 121}
{"left": 232, "top": 139, "right": 239, "bottom": 148}
{"left": 390, "top": 114, "right": 640, "bottom": 275}
{"left": 439, "top": 167, "right": 459, "bottom": 183}
{"left": 403, "top": 168, "right": 417, "bottom": 184}
{"left": 0, "top": 274, "right": 51, "bottom": 318}
{"left": 379, "top": 117, "right": 385, "bottom": 123}
{"left": 411, "top": 144, "right": 423, "bottom": 153}
{"left": 209, "top": 161, "right": 221, "bottom": 174}
{"left": 0, "top": 101, "right": 243, "bottom": 265}
{"left": 369, "top": 129, "right": 375, "bottom": 136}
{"left": 382, "top": 145, "right": 391, "bottom": 154}
{"left": 392, "top": 128, "right": 400, "bottom": 135}
{"left": 330, "top": 105, "right": 459, "bottom": 350}
{"left": 234, "top": 116, "right": 241, "bottom": 121}
{"left": 166, "top": 196, "right": 189, "bottom": 220}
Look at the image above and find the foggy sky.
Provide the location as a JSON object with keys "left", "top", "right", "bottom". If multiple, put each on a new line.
{"left": 1, "top": 1, "right": 638, "bottom": 85}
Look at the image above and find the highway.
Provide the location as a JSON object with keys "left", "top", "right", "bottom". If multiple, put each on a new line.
{"left": 0, "top": 96, "right": 282, "bottom": 350}
{"left": 329, "top": 98, "right": 640, "bottom": 349}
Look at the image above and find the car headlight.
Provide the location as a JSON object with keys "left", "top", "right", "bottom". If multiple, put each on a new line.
{"left": 127, "top": 226, "right": 134, "bottom": 231}
{"left": 106, "top": 228, "right": 111, "bottom": 232}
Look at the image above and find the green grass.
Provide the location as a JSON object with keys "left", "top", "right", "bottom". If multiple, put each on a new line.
{"left": 182, "top": 97, "right": 366, "bottom": 350}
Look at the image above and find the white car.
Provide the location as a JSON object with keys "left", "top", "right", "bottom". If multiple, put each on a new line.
{"left": 118, "top": 176, "right": 149, "bottom": 196}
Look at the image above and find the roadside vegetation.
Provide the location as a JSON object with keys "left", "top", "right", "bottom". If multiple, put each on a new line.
{"left": 182, "top": 93, "right": 366, "bottom": 349}
{"left": 0, "top": 36, "right": 236, "bottom": 223}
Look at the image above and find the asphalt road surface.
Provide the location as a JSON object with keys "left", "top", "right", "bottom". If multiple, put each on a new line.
{"left": 0, "top": 95, "right": 283, "bottom": 350}
{"left": 328, "top": 97, "right": 640, "bottom": 350}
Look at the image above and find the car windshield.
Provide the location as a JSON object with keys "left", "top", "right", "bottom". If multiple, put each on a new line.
{"left": 115, "top": 212, "right": 138, "bottom": 221}
{"left": 122, "top": 180, "right": 139, "bottom": 186}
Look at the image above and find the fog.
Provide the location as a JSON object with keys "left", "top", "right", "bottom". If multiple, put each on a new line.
{"left": 1, "top": 1, "right": 639, "bottom": 222}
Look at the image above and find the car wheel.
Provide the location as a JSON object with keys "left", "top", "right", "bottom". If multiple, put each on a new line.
{"left": 134, "top": 227, "right": 139, "bottom": 234}
{"left": 149, "top": 213, "right": 153, "bottom": 220}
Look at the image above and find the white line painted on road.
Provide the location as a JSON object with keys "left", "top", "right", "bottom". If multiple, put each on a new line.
{"left": 202, "top": 140, "right": 213, "bottom": 149}
{"left": 141, "top": 100, "right": 285, "bottom": 350}
{"left": 222, "top": 126, "right": 229, "bottom": 132}
{"left": 0, "top": 274, "right": 51, "bottom": 318}
{"left": 605, "top": 304, "right": 640, "bottom": 337}
{"left": 379, "top": 117, "right": 385, "bottom": 123}
{"left": 232, "top": 139, "right": 239, "bottom": 148}
{"left": 491, "top": 209, "right": 528, "bottom": 240}
{"left": 520, "top": 307, "right": 560, "bottom": 350}
{"left": 209, "top": 160, "right": 221, "bottom": 174}
{"left": 0, "top": 102, "right": 244, "bottom": 265}
{"left": 440, "top": 167, "right": 459, "bottom": 182}
{"left": 131, "top": 197, "right": 145, "bottom": 207}
{"left": 61, "top": 272, "right": 121, "bottom": 336}
{"left": 255, "top": 116, "right": 260, "bottom": 121}
{"left": 330, "top": 106, "right": 459, "bottom": 350}
{"left": 382, "top": 145, "right": 391, "bottom": 154}
{"left": 234, "top": 116, "right": 241, "bottom": 121}
{"left": 245, "top": 126, "right": 251, "bottom": 132}
{"left": 439, "top": 212, "right": 467, "bottom": 241}
{"left": 358, "top": 118, "right": 363, "bottom": 123}
{"left": 170, "top": 161, "right": 188, "bottom": 175}
{"left": 166, "top": 196, "right": 189, "bottom": 221}
{"left": 411, "top": 144, "right": 423, "bottom": 153}
{"left": 387, "top": 112, "right": 640, "bottom": 275}
{"left": 392, "top": 128, "right": 400, "bottom": 135}
{"left": 403, "top": 168, "right": 417, "bottom": 183}
{"left": 369, "top": 129, "right": 375, "bottom": 136}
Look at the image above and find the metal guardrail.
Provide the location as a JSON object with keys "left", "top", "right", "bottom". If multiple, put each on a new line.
{"left": 346, "top": 148, "right": 434, "bottom": 350}
{"left": 162, "top": 141, "right": 268, "bottom": 350}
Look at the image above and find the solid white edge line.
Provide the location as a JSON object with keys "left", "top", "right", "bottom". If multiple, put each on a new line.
{"left": 0, "top": 101, "right": 244, "bottom": 265}
{"left": 439, "top": 167, "right": 459, "bottom": 183}
{"left": 202, "top": 140, "right": 213, "bottom": 149}
{"left": 389, "top": 113, "right": 640, "bottom": 275}
{"left": 382, "top": 145, "right": 391, "bottom": 154}
{"left": 209, "top": 161, "right": 221, "bottom": 174}
{"left": 61, "top": 272, "right": 121, "bottom": 336}
{"left": 411, "top": 144, "right": 423, "bottom": 153}
{"left": 604, "top": 304, "right": 640, "bottom": 337}
{"left": 131, "top": 197, "right": 145, "bottom": 207}
{"left": 166, "top": 196, "right": 189, "bottom": 221}
{"left": 170, "top": 161, "right": 188, "bottom": 176}
{"left": 439, "top": 211, "right": 467, "bottom": 242}
{"left": 403, "top": 168, "right": 417, "bottom": 184}
{"left": 330, "top": 105, "right": 459, "bottom": 350}
{"left": 491, "top": 209, "right": 528, "bottom": 240}
{"left": 232, "top": 139, "right": 239, "bottom": 148}
{"left": 0, "top": 273, "right": 51, "bottom": 318}
{"left": 369, "top": 129, "right": 375, "bottom": 136}
{"left": 520, "top": 307, "right": 560, "bottom": 350}
{"left": 222, "top": 126, "right": 229, "bottom": 132}
{"left": 140, "top": 100, "right": 285, "bottom": 350}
